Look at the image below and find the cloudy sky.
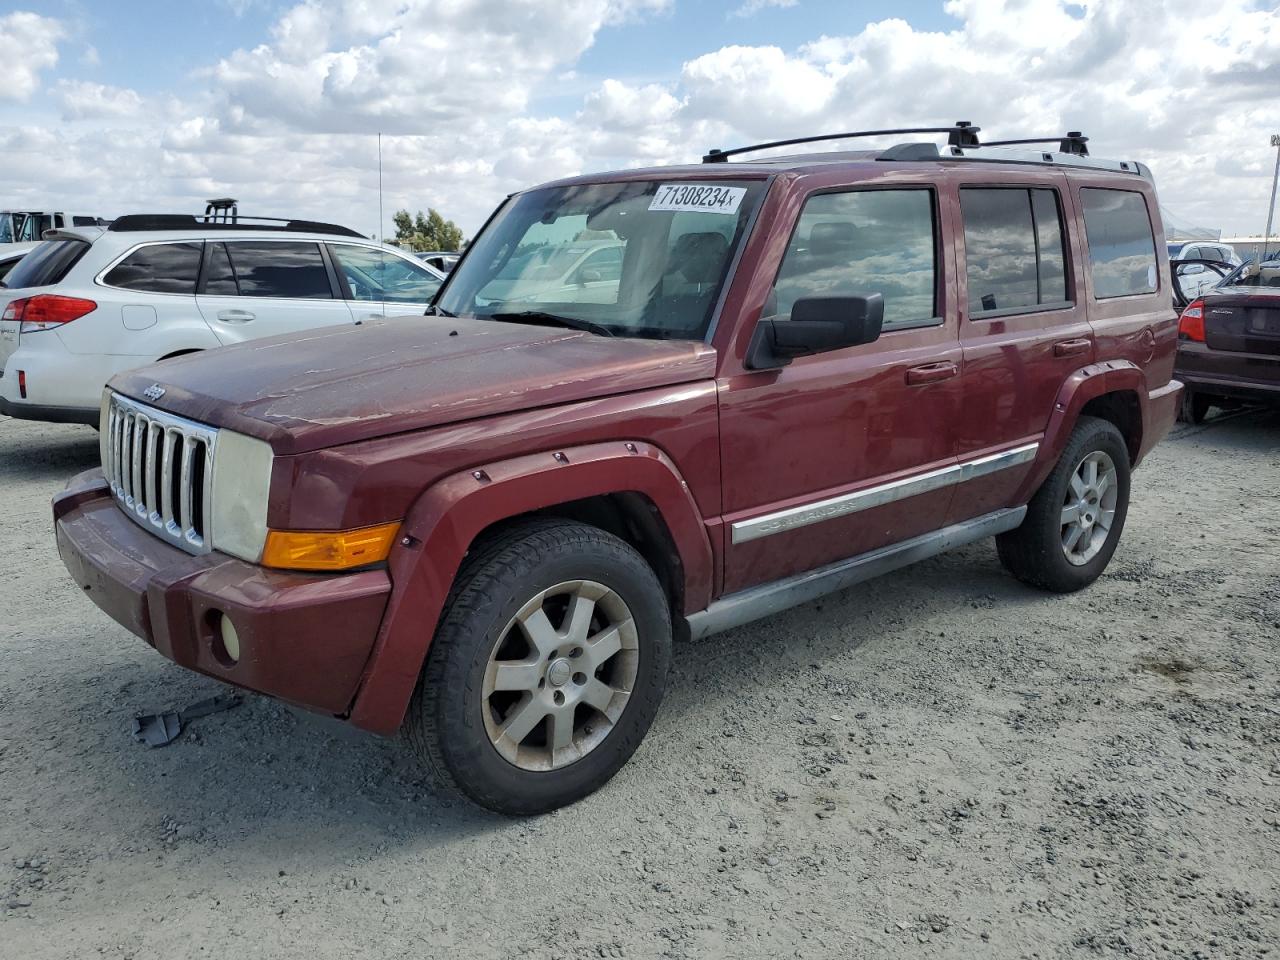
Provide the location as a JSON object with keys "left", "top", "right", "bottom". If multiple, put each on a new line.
{"left": 2, "top": 0, "right": 1278, "bottom": 240}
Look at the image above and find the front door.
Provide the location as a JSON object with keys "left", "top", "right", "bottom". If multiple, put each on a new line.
{"left": 717, "top": 185, "right": 962, "bottom": 595}
{"left": 196, "top": 239, "right": 355, "bottom": 343}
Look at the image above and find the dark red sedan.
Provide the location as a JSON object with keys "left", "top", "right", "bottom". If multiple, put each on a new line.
{"left": 1175, "top": 259, "right": 1280, "bottom": 423}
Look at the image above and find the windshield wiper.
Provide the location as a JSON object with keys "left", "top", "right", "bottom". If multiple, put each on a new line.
{"left": 487, "top": 311, "right": 615, "bottom": 337}
{"left": 424, "top": 304, "right": 456, "bottom": 317}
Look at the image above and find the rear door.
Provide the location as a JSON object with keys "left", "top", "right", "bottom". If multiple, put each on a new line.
{"left": 326, "top": 242, "right": 442, "bottom": 320}
{"left": 196, "top": 239, "right": 354, "bottom": 342}
{"left": 950, "top": 177, "right": 1090, "bottom": 521}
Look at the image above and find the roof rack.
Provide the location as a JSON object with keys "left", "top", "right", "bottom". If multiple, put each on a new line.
{"left": 982, "top": 131, "right": 1089, "bottom": 156}
{"left": 702, "top": 123, "right": 1149, "bottom": 178}
{"left": 107, "top": 213, "right": 364, "bottom": 238}
{"left": 703, "top": 121, "right": 981, "bottom": 163}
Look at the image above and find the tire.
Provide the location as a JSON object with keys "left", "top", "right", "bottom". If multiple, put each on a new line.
{"left": 406, "top": 518, "right": 672, "bottom": 815}
{"left": 997, "top": 416, "right": 1131, "bottom": 593}
{"left": 1177, "top": 390, "right": 1211, "bottom": 425}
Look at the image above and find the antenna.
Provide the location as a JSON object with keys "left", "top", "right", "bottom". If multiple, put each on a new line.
{"left": 377, "top": 132, "right": 385, "bottom": 243}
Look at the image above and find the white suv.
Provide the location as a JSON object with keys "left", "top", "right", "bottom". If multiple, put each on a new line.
{"left": 0, "top": 215, "right": 444, "bottom": 424}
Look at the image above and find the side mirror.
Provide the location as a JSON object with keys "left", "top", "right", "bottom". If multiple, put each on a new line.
{"left": 746, "top": 295, "right": 885, "bottom": 370}
{"left": 1183, "top": 263, "right": 1205, "bottom": 275}
{"left": 579, "top": 268, "right": 603, "bottom": 284}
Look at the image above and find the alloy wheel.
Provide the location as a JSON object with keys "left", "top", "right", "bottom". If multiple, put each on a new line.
{"left": 481, "top": 580, "right": 639, "bottom": 771}
{"left": 1060, "top": 450, "right": 1119, "bottom": 566}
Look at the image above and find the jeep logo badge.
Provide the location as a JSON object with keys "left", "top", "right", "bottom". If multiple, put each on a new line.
{"left": 143, "top": 384, "right": 166, "bottom": 401}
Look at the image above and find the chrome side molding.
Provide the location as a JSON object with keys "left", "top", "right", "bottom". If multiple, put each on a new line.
{"left": 687, "top": 506, "right": 1027, "bottom": 639}
{"left": 730, "top": 442, "right": 1038, "bottom": 544}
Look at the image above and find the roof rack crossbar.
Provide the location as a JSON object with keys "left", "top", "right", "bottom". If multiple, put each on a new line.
{"left": 704, "top": 121, "right": 981, "bottom": 163}
{"left": 980, "top": 132, "right": 1089, "bottom": 156}
{"left": 107, "top": 213, "right": 364, "bottom": 238}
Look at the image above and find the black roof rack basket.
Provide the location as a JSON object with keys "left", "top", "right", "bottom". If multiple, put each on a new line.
{"left": 703, "top": 121, "right": 981, "bottom": 163}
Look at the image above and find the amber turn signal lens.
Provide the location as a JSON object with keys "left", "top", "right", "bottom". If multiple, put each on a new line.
{"left": 261, "top": 521, "right": 401, "bottom": 571}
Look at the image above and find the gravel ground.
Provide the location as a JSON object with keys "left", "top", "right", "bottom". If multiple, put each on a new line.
{"left": 1, "top": 410, "right": 1278, "bottom": 959}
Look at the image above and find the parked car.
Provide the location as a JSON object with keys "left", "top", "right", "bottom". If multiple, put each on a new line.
{"left": 1173, "top": 257, "right": 1280, "bottom": 422}
{"left": 0, "top": 215, "right": 443, "bottom": 424}
{"left": 1167, "top": 240, "right": 1241, "bottom": 267}
{"left": 416, "top": 250, "right": 461, "bottom": 273}
{"left": 475, "top": 241, "right": 624, "bottom": 305}
{"left": 53, "top": 124, "right": 1181, "bottom": 814}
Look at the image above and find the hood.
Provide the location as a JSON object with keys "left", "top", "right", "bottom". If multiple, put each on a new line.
{"left": 110, "top": 316, "right": 717, "bottom": 455}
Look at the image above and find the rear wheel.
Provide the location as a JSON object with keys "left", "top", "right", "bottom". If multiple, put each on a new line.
{"left": 997, "top": 416, "right": 1131, "bottom": 593}
{"left": 406, "top": 518, "right": 671, "bottom": 815}
{"left": 1178, "top": 390, "right": 1212, "bottom": 424}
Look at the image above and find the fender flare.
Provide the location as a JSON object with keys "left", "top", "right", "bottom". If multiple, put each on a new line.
{"left": 1014, "top": 360, "right": 1147, "bottom": 503}
{"left": 347, "top": 440, "right": 712, "bottom": 734}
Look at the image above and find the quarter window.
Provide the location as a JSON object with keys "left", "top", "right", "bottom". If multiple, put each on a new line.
{"left": 328, "top": 244, "right": 443, "bottom": 303}
{"left": 103, "top": 242, "right": 203, "bottom": 294}
{"left": 960, "top": 188, "right": 1068, "bottom": 315}
{"left": 1080, "top": 188, "right": 1158, "bottom": 299}
{"left": 769, "top": 189, "right": 937, "bottom": 330}
{"left": 225, "top": 242, "right": 333, "bottom": 299}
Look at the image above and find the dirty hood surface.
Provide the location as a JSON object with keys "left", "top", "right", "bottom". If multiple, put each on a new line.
{"left": 110, "top": 317, "right": 717, "bottom": 454}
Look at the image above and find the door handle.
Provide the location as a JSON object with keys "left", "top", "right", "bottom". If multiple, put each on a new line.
{"left": 216, "top": 310, "right": 255, "bottom": 323}
{"left": 905, "top": 361, "right": 958, "bottom": 385}
{"left": 1053, "top": 338, "right": 1091, "bottom": 358}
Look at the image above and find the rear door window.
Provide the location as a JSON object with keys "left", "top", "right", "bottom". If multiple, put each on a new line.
{"left": 960, "top": 187, "right": 1069, "bottom": 316}
{"left": 3, "top": 239, "right": 90, "bottom": 289}
{"left": 103, "top": 242, "right": 203, "bottom": 293}
{"left": 1080, "top": 189, "right": 1158, "bottom": 299}
{"left": 225, "top": 241, "right": 335, "bottom": 299}
{"left": 770, "top": 188, "right": 938, "bottom": 330}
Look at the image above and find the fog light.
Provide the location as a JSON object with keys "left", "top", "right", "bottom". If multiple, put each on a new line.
{"left": 217, "top": 614, "right": 241, "bottom": 664}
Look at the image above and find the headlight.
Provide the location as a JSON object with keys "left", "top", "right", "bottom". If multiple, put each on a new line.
{"left": 210, "top": 430, "right": 274, "bottom": 562}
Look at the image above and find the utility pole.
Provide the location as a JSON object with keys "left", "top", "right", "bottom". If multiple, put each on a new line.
{"left": 1265, "top": 134, "right": 1280, "bottom": 260}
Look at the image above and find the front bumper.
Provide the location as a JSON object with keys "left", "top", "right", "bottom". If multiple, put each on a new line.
{"left": 53, "top": 469, "right": 391, "bottom": 719}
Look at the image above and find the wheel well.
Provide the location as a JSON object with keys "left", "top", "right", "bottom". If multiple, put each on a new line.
{"left": 473, "top": 493, "right": 688, "bottom": 636}
{"left": 1080, "top": 390, "right": 1141, "bottom": 463}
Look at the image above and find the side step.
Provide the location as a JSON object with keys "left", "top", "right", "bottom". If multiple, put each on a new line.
{"left": 685, "top": 507, "right": 1026, "bottom": 639}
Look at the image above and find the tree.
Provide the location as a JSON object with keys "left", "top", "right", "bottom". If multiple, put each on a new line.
{"left": 391, "top": 207, "right": 464, "bottom": 252}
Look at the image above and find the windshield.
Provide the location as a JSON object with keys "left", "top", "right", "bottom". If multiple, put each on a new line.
{"left": 1221, "top": 261, "right": 1280, "bottom": 290}
{"left": 437, "top": 179, "right": 767, "bottom": 340}
{"left": 0, "top": 215, "right": 12, "bottom": 244}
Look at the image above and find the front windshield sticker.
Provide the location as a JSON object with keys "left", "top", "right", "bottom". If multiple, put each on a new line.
{"left": 649, "top": 184, "right": 747, "bottom": 216}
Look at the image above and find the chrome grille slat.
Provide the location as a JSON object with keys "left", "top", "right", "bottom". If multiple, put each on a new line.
{"left": 103, "top": 392, "right": 218, "bottom": 556}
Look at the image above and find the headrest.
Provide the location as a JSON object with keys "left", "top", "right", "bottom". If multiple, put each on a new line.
{"left": 673, "top": 232, "right": 729, "bottom": 284}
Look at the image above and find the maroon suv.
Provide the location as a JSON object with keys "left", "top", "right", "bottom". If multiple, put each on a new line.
{"left": 52, "top": 125, "right": 1181, "bottom": 813}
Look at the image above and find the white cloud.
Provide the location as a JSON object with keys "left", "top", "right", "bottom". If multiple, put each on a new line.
{"left": 732, "top": 0, "right": 798, "bottom": 18}
{"left": 55, "top": 80, "right": 145, "bottom": 120}
{"left": 2, "top": 0, "right": 1278, "bottom": 239}
{"left": 0, "top": 11, "right": 65, "bottom": 101}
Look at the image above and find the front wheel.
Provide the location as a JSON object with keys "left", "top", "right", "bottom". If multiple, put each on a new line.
{"left": 406, "top": 518, "right": 672, "bottom": 815}
{"left": 997, "top": 416, "right": 1131, "bottom": 593}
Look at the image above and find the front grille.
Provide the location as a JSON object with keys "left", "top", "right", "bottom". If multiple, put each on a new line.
{"left": 104, "top": 392, "right": 218, "bottom": 555}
